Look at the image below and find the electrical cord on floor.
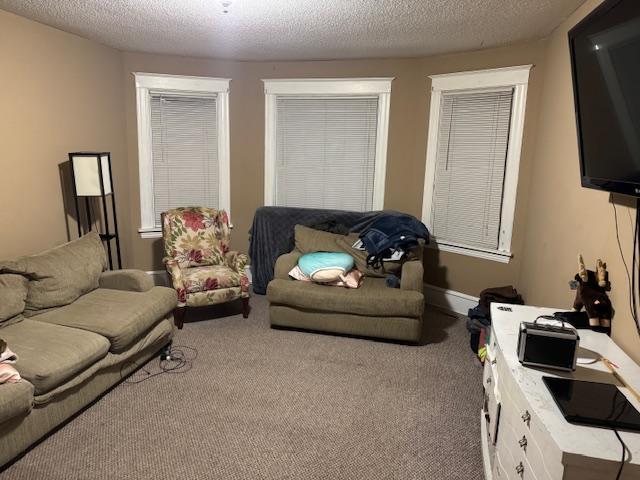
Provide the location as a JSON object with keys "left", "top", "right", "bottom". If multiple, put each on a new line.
{"left": 123, "top": 345, "right": 198, "bottom": 385}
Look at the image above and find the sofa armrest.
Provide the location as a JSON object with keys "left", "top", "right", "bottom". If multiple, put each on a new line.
{"left": 163, "top": 260, "right": 187, "bottom": 304}
{"left": 98, "top": 269, "right": 154, "bottom": 292}
{"left": 400, "top": 260, "right": 424, "bottom": 294}
{"left": 274, "top": 251, "right": 302, "bottom": 280}
{"left": 225, "top": 251, "right": 249, "bottom": 273}
{"left": 0, "top": 381, "right": 34, "bottom": 425}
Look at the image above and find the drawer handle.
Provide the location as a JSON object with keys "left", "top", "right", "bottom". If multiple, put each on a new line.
{"left": 521, "top": 410, "right": 531, "bottom": 424}
{"left": 515, "top": 462, "right": 524, "bottom": 476}
{"left": 518, "top": 435, "right": 527, "bottom": 449}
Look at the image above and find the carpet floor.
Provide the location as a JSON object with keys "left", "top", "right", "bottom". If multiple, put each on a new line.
{"left": 1, "top": 295, "right": 484, "bottom": 480}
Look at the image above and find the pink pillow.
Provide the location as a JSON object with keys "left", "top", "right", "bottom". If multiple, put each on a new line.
{"left": 0, "top": 346, "right": 20, "bottom": 383}
{"left": 0, "top": 364, "right": 21, "bottom": 383}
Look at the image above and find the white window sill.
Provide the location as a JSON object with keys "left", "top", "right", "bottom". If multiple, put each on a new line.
{"left": 427, "top": 241, "right": 512, "bottom": 264}
{"left": 139, "top": 228, "right": 162, "bottom": 239}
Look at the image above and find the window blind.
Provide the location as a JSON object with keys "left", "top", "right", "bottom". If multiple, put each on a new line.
{"left": 430, "top": 89, "right": 514, "bottom": 250}
{"left": 275, "top": 96, "right": 378, "bottom": 211}
{"left": 150, "top": 94, "right": 218, "bottom": 227}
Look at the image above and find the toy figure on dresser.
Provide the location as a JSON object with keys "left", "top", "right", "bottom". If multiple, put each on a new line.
{"left": 570, "top": 254, "right": 613, "bottom": 333}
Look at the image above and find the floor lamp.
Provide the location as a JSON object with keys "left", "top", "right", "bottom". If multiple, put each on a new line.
{"left": 68, "top": 152, "right": 122, "bottom": 270}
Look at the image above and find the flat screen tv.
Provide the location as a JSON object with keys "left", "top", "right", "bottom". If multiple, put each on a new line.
{"left": 569, "top": 0, "right": 640, "bottom": 196}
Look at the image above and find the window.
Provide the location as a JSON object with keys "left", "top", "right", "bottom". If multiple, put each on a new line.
{"left": 421, "top": 66, "right": 532, "bottom": 263}
{"left": 263, "top": 78, "right": 393, "bottom": 211}
{"left": 134, "top": 73, "right": 230, "bottom": 238}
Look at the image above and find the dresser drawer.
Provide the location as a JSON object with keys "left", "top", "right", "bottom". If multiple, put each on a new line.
{"left": 493, "top": 449, "right": 510, "bottom": 479}
{"left": 499, "top": 373, "right": 563, "bottom": 479}
{"left": 495, "top": 433, "right": 539, "bottom": 480}
{"left": 488, "top": 326, "right": 499, "bottom": 357}
{"left": 483, "top": 359, "right": 501, "bottom": 445}
{"left": 498, "top": 409, "right": 543, "bottom": 480}
{"left": 483, "top": 354, "right": 499, "bottom": 392}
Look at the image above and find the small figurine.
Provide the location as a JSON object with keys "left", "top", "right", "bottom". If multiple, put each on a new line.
{"left": 570, "top": 254, "right": 613, "bottom": 331}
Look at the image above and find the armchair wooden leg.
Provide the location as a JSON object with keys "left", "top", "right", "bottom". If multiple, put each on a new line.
{"left": 174, "top": 306, "right": 187, "bottom": 329}
{"left": 241, "top": 297, "right": 250, "bottom": 319}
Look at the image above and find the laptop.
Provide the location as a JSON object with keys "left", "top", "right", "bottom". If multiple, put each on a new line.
{"left": 543, "top": 376, "right": 640, "bottom": 432}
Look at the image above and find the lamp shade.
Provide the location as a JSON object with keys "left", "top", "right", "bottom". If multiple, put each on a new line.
{"left": 70, "top": 153, "right": 112, "bottom": 196}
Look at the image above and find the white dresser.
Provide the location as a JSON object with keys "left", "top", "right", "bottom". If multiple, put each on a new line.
{"left": 481, "top": 304, "right": 640, "bottom": 480}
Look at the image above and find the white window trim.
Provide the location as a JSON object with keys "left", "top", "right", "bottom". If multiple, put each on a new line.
{"left": 134, "top": 73, "right": 231, "bottom": 239}
{"left": 421, "top": 65, "right": 532, "bottom": 263}
{"left": 262, "top": 77, "right": 393, "bottom": 210}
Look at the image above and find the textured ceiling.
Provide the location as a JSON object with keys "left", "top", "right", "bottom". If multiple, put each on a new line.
{"left": 0, "top": 0, "right": 586, "bottom": 61}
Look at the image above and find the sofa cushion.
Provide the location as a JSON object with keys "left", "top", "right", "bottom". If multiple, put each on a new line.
{"left": 0, "top": 319, "right": 110, "bottom": 395}
{"left": 270, "top": 305, "right": 422, "bottom": 342}
{"left": 294, "top": 225, "right": 344, "bottom": 254}
{"left": 5, "top": 232, "right": 107, "bottom": 316}
{"left": 183, "top": 265, "right": 244, "bottom": 294}
{"left": 267, "top": 277, "right": 424, "bottom": 318}
{"left": 35, "top": 286, "right": 177, "bottom": 353}
{"left": 98, "top": 269, "right": 154, "bottom": 292}
{"left": 0, "top": 274, "right": 28, "bottom": 325}
{"left": 0, "top": 381, "right": 34, "bottom": 425}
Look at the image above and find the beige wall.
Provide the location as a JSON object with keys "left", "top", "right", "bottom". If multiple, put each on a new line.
{"left": 121, "top": 41, "right": 547, "bottom": 297}
{"left": 0, "top": 10, "right": 129, "bottom": 264}
{"left": 0, "top": 8, "right": 546, "bottom": 298}
{"left": 5, "top": 3, "right": 638, "bottom": 362}
{"left": 519, "top": 0, "right": 640, "bottom": 363}
{"left": 0, "top": 7, "right": 546, "bottom": 298}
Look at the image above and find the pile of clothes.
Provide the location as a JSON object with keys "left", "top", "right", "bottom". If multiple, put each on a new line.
{"left": 467, "top": 286, "right": 524, "bottom": 360}
{"left": 0, "top": 338, "right": 20, "bottom": 384}
{"left": 356, "top": 213, "right": 429, "bottom": 269}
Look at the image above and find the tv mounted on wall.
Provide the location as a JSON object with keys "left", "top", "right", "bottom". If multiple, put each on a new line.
{"left": 569, "top": 0, "right": 640, "bottom": 196}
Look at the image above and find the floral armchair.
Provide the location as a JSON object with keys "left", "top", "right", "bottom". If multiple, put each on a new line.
{"left": 162, "top": 207, "right": 250, "bottom": 328}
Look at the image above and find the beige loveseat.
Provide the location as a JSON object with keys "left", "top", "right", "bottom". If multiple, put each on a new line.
{"left": 267, "top": 226, "right": 425, "bottom": 342}
{"left": 0, "top": 232, "right": 177, "bottom": 467}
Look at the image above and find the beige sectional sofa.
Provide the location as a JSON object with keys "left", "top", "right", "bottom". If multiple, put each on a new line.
{"left": 0, "top": 232, "right": 177, "bottom": 467}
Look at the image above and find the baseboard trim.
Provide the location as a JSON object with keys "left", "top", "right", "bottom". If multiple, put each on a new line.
{"left": 424, "top": 284, "right": 478, "bottom": 316}
{"left": 146, "top": 270, "right": 170, "bottom": 287}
